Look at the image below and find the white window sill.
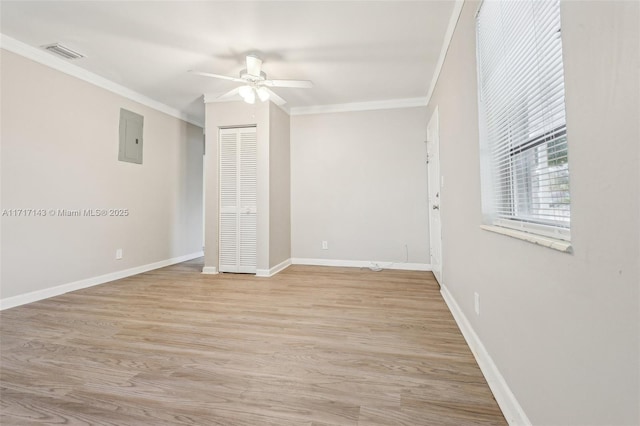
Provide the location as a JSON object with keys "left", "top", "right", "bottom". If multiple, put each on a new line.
{"left": 480, "top": 225, "right": 572, "bottom": 253}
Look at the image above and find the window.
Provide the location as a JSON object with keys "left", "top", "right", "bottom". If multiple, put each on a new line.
{"left": 476, "top": 0, "right": 571, "bottom": 242}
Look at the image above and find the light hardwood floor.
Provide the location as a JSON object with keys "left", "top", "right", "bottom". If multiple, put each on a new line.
{"left": 0, "top": 259, "right": 506, "bottom": 425}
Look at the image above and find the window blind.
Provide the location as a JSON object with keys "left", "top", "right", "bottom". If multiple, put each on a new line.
{"left": 477, "top": 0, "right": 570, "bottom": 233}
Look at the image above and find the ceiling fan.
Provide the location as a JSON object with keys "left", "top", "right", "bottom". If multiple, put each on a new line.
{"left": 190, "top": 55, "right": 313, "bottom": 105}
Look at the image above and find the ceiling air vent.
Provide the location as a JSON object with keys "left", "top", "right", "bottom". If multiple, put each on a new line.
{"left": 41, "top": 43, "right": 84, "bottom": 60}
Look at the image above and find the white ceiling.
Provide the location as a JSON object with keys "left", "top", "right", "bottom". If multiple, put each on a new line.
{"left": 0, "top": 1, "right": 455, "bottom": 124}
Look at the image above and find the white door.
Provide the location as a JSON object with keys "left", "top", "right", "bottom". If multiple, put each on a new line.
{"left": 427, "top": 107, "right": 442, "bottom": 284}
{"left": 219, "top": 127, "right": 257, "bottom": 273}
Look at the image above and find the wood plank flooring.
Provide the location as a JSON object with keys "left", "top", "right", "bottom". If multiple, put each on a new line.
{"left": 0, "top": 259, "right": 506, "bottom": 425}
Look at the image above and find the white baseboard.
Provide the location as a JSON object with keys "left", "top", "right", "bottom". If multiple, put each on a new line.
{"left": 256, "top": 258, "right": 292, "bottom": 277}
{"left": 440, "top": 284, "right": 531, "bottom": 426}
{"left": 0, "top": 251, "right": 204, "bottom": 311}
{"left": 201, "top": 266, "right": 219, "bottom": 275}
{"left": 291, "top": 258, "right": 431, "bottom": 272}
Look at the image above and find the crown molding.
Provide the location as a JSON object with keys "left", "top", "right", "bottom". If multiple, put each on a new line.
{"left": 0, "top": 34, "right": 204, "bottom": 128}
{"left": 203, "top": 92, "right": 230, "bottom": 103}
{"left": 289, "top": 97, "right": 428, "bottom": 116}
{"left": 425, "top": 0, "right": 465, "bottom": 107}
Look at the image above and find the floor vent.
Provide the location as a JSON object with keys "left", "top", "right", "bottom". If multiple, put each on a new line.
{"left": 41, "top": 43, "right": 84, "bottom": 60}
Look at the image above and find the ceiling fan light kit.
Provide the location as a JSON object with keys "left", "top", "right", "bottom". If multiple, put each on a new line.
{"left": 241, "top": 86, "right": 257, "bottom": 104}
{"left": 191, "top": 54, "right": 313, "bottom": 106}
{"left": 237, "top": 84, "right": 268, "bottom": 104}
{"left": 256, "top": 86, "right": 270, "bottom": 102}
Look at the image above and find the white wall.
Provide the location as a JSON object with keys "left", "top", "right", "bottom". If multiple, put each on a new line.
{"left": 427, "top": 1, "right": 639, "bottom": 424}
{"left": 291, "top": 107, "right": 430, "bottom": 266}
{"left": 1, "top": 49, "right": 204, "bottom": 303}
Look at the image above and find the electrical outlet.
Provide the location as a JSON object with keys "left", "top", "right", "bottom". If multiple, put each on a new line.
{"left": 474, "top": 292, "right": 480, "bottom": 315}
{"left": 116, "top": 248, "right": 123, "bottom": 260}
{"left": 321, "top": 241, "right": 328, "bottom": 250}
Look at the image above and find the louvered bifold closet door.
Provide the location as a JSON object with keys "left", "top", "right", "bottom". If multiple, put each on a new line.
{"left": 218, "top": 127, "right": 257, "bottom": 274}
{"left": 238, "top": 129, "right": 257, "bottom": 273}
{"left": 219, "top": 129, "right": 239, "bottom": 273}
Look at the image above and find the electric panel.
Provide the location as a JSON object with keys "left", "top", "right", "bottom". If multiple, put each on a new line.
{"left": 118, "top": 108, "right": 143, "bottom": 164}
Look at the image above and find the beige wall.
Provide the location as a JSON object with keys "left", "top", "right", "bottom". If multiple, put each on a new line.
{"left": 1, "top": 49, "right": 204, "bottom": 300}
{"left": 427, "top": 1, "right": 639, "bottom": 424}
{"left": 268, "top": 103, "right": 291, "bottom": 268}
{"left": 290, "top": 107, "right": 430, "bottom": 264}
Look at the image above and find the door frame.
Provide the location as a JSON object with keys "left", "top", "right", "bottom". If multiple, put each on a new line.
{"left": 427, "top": 106, "right": 443, "bottom": 284}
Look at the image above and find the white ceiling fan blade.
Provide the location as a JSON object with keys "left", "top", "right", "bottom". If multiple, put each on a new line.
{"left": 215, "top": 87, "right": 241, "bottom": 101}
{"left": 264, "top": 79, "right": 314, "bottom": 88}
{"left": 264, "top": 88, "right": 287, "bottom": 106}
{"left": 189, "top": 70, "right": 245, "bottom": 83}
{"left": 246, "top": 55, "right": 262, "bottom": 77}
